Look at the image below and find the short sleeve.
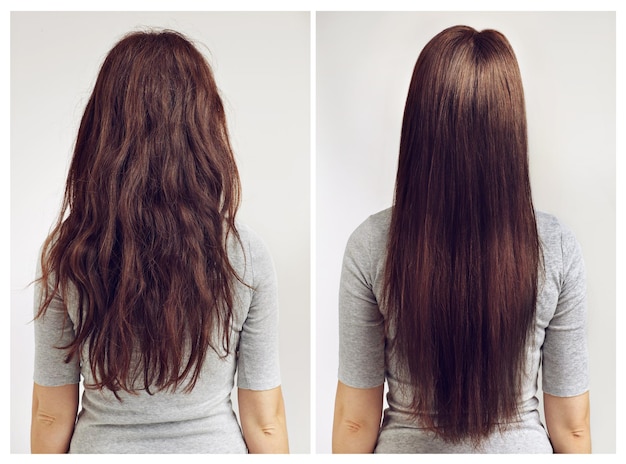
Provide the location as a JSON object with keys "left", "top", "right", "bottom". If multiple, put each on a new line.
{"left": 541, "top": 223, "right": 589, "bottom": 397}
{"left": 33, "top": 257, "right": 81, "bottom": 386}
{"left": 236, "top": 233, "right": 281, "bottom": 391}
{"left": 338, "top": 219, "right": 385, "bottom": 389}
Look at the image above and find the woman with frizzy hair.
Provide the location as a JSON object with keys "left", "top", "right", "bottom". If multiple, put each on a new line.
{"left": 332, "top": 25, "right": 590, "bottom": 453}
{"left": 31, "top": 30, "right": 288, "bottom": 454}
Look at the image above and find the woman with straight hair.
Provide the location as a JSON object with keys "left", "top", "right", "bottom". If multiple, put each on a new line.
{"left": 31, "top": 30, "right": 288, "bottom": 454}
{"left": 332, "top": 25, "right": 590, "bottom": 453}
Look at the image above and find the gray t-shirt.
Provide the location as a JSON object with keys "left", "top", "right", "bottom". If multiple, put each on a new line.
{"left": 34, "top": 223, "right": 281, "bottom": 453}
{"left": 338, "top": 209, "right": 589, "bottom": 453}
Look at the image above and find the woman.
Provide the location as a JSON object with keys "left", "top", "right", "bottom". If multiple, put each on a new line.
{"left": 31, "top": 30, "right": 288, "bottom": 453}
{"left": 332, "top": 26, "right": 590, "bottom": 453}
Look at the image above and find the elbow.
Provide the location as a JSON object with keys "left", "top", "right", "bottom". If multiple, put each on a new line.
{"left": 34, "top": 411, "right": 58, "bottom": 428}
{"left": 332, "top": 416, "right": 380, "bottom": 453}
{"left": 243, "top": 416, "right": 289, "bottom": 453}
{"left": 33, "top": 404, "right": 76, "bottom": 429}
{"left": 258, "top": 416, "right": 286, "bottom": 438}
{"left": 544, "top": 391, "right": 591, "bottom": 453}
{"left": 570, "top": 427, "right": 589, "bottom": 440}
{"left": 257, "top": 400, "right": 288, "bottom": 438}
{"left": 567, "top": 425, "right": 591, "bottom": 451}
{"left": 550, "top": 424, "right": 591, "bottom": 453}
{"left": 31, "top": 384, "right": 79, "bottom": 453}
{"left": 238, "top": 387, "right": 289, "bottom": 453}
{"left": 339, "top": 417, "right": 367, "bottom": 434}
{"left": 332, "top": 382, "right": 384, "bottom": 453}
{"left": 31, "top": 409, "right": 76, "bottom": 454}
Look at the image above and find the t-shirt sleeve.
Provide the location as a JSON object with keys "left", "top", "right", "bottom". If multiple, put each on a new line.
{"left": 541, "top": 223, "right": 589, "bottom": 397}
{"left": 33, "top": 257, "right": 81, "bottom": 386}
{"left": 236, "top": 232, "right": 282, "bottom": 391}
{"left": 338, "top": 219, "right": 385, "bottom": 389}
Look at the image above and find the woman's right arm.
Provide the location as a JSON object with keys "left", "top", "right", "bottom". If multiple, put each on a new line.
{"left": 542, "top": 222, "right": 591, "bottom": 453}
{"left": 544, "top": 391, "right": 591, "bottom": 453}
{"left": 236, "top": 229, "right": 288, "bottom": 453}
{"left": 238, "top": 386, "right": 289, "bottom": 453}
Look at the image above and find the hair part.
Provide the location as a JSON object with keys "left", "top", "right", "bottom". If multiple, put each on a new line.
{"left": 383, "top": 25, "right": 541, "bottom": 444}
{"left": 37, "top": 29, "right": 242, "bottom": 396}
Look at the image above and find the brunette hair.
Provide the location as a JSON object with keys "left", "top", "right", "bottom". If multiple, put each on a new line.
{"left": 383, "top": 26, "right": 541, "bottom": 444}
{"left": 36, "top": 30, "right": 242, "bottom": 395}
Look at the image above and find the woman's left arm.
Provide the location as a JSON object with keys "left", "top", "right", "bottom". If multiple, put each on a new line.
{"left": 31, "top": 383, "right": 78, "bottom": 453}
{"left": 332, "top": 380, "right": 383, "bottom": 453}
{"left": 333, "top": 219, "right": 386, "bottom": 453}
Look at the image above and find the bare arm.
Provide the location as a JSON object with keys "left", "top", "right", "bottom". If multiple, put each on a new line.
{"left": 544, "top": 391, "right": 591, "bottom": 453}
{"left": 332, "top": 380, "right": 383, "bottom": 453}
{"left": 31, "top": 383, "right": 79, "bottom": 453}
{"left": 238, "top": 386, "right": 289, "bottom": 453}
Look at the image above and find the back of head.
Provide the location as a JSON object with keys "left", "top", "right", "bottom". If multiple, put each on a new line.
{"left": 38, "top": 30, "right": 242, "bottom": 395}
{"left": 72, "top": 29, "right": 238, "bottom": 213}
{"left": 384, "top": 25, "right": 540, "bottom": 444}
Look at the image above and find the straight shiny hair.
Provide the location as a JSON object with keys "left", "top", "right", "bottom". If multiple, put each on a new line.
{"left": 36, "top": 30, "right": 242, "bottom": 395}
{"left": 383, "top": 25, "right": 541, "bottom": 444}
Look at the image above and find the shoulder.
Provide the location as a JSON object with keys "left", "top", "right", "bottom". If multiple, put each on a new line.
{"left": 233, "top": 222, "right": 268, "bottom": 254}
{"left": 346, "top": 208, "right": 391, "bottom": 252}
{"left": 536, "top": 210, "right": 569, "bottom": 239}
{"left": 342, "top": 209, "right": 390, "bottom": 281}
{"left": 536, "top": 211, "right": 584, "bottom": 275}
{"left": 231, "top": 221, "right": 275, "bottom": 283}
{"left": 536, "top": 210, "right": 579, "bottom": 242}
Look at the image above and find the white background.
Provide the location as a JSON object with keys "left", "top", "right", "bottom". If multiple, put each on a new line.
{"left": 10, "top": 11, "right": 310, "bottom": 453}
{"left": 316, "top": 11, "right": 616, "bottom": 453}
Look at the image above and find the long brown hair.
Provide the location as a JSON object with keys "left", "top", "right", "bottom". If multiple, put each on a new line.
{"left": 383, "top": 26, "right": 541, "bottom": 443}
{"left": 36, "top": 30, "right": 242, "bottom": 395}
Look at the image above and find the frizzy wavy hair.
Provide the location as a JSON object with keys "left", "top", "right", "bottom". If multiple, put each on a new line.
{"left": 383, "top": 26, "right": 541, "bottom": 444}
{"left": 36, "top": 30, "right": 243, "bottom": 395}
